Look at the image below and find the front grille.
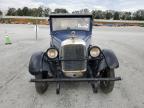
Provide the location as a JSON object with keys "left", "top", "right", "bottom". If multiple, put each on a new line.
{"left": 62, "top": 44, "right": 86, "bottom": 71}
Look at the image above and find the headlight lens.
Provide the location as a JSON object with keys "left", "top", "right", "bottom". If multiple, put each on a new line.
{"left": 47, "top": 48, "right": 58, "bottom": 59}
{"left": 89, "top": 46, "right": 100, "bottom": 57}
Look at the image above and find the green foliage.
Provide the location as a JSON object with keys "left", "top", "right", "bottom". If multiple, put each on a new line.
{"left": 54, "top": 8, "right": 68, "bottom": 14}
{"left": 17, "top": 8, "right": 23, "bottom": 16}
{"left": 113, "top": 12, "right": 120, "bottom": 20}
{"left": 22, "top": 7, "right": 30, "bottom": 16}
{"left": 72, "top": 9, "right": 90, "bottom": 14}
{"left": 4, "top": 7, "right": 144, "bottom": 21}
{"left": 6, "top": 8, "right": 17, "bottom": 16}
{"left": 92, "top": 10, "right": 105, "bottom": 19}
{"left": 43, "top": 8, "right": 51, "bottom": 17}
{"left": 105, "top": 12, "right": 113, "bottom": 20}
{"left": 0, "top": 10, "right": 2, "bottom": 16}
{"left": 133, "top": 10, "right": 144, "bottom": 20}
{"left": 37, "top": 7, "right": 43, "bottom": 17}
{"left": 121, "top": 12, "right": 131, "bottom": 20}
{"left": 139, "top": 23, "right": 144, "bottom": 27}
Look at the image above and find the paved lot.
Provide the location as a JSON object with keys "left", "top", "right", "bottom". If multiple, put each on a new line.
{"left": 0, "top": 24, "right": 144, "bottom": 108}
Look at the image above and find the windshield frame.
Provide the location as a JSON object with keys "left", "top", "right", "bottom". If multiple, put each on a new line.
{"left": 52, "top": 17, "right": 91, "bottom": 31}
{"left": 49, "top": 14, "right": 93, "bottom": 34}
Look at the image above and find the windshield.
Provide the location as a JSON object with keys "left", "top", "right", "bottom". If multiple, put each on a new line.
{"left": 52, "top": 18, "right": 90, "bottom": 31}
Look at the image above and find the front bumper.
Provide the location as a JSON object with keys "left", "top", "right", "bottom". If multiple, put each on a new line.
{"left": 30, "top": 77, "right": 121, "bottom": 82}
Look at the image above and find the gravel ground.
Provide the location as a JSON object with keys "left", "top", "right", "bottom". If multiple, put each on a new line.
{"left": 0, "top": 24, "right": 144, "bottom": 108}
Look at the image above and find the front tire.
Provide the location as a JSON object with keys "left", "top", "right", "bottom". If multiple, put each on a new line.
{"left": 35, "top": 73, "right": 48, "bottom": 94}
{"left": 100, "top": 68, "right": 115, "bottom": 93}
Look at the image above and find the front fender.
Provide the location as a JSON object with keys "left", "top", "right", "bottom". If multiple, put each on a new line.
{"left": 98, "top": 49, "right": 119, "bottom": 71}
{"left": 29, "top": 52, "right": 50, "bottom": 75}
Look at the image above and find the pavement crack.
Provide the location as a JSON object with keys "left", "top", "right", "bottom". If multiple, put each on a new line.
{"left": 4, "top": 74, "right": 17, "bottom": 86}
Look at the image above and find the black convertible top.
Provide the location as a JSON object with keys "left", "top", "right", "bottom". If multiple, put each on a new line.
{"left": 49, "top": 14, "right": 92, "bottom": 18}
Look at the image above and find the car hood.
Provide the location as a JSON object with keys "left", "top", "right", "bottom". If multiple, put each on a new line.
{"left": 52, "top": 30, "right": 91, "bottom": 41}
{"left": 52, "top": 30, "right": 91, "bottom": 50}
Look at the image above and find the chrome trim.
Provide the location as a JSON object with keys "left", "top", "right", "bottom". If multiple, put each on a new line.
{"left": 63, "top": 69, "right": 86, "bottom": 73}
{"left": 61, "top": 37, "right": 86, "bottom": 47}
{"left": 64, "top": 71, "right": 86, "bottom": 77}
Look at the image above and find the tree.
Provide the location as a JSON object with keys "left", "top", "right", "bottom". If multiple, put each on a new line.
{"left": 37, "top": 6, "right": 43, "bottom": 17}
{"left": 92, "top": 10, "right": 105, "bottom": 19}
{"left": 6, "top": 8, "right": 17, "bottom": 16}
{"left": 82, "top": 9, "right": 90, "bottom": 14}
{"left": 0, "top": 10, "right": 2, "bottom": 16}
{"left": 113, "top": 12, "right": 120, "bottom": 20}
{"left": 54, "top": 8, "right": 68, "bottom": 14}
{"left": 121, "top": 12, "right": 132, "bottom": 20}
{"left": 22, "top": 7, "right": 30, "bottom": 16}
{"left": 4, "top": 7, "right": 144, "bottom": 20}
{"left": 17, "top": 8, "right": 23, "bottom": 16}
{"left": 72, "top": 9, "right": 90, "bottom": 14}
{"left": 30, "top": 8, "right": 37, "bottom": 16}
{"left": 43, "top": 8, "right": 51, "bottom": 17}
{"left": 133, "top": 10, "right": 144, "bottom": 20}
{"left": 72, "top": 10, "right": 78, "bottom": 14}
{"left": 105, "top": 12, "right": 113, "bottom": 19}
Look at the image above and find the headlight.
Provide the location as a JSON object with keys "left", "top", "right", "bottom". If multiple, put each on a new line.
{"left": 47, "top": 48, "right": 58, "bottom": 59}
{"left": 89, "top": 46, "right": 100, "bottom": 57}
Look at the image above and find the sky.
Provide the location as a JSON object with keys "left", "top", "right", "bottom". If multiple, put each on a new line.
{"left": 0, "top": 0, "right": 144, "bottom": 12}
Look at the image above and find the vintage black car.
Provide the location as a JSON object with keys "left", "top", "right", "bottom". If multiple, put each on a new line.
{"left": 29, "top": 14, "right": 121, "bottom": 94}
